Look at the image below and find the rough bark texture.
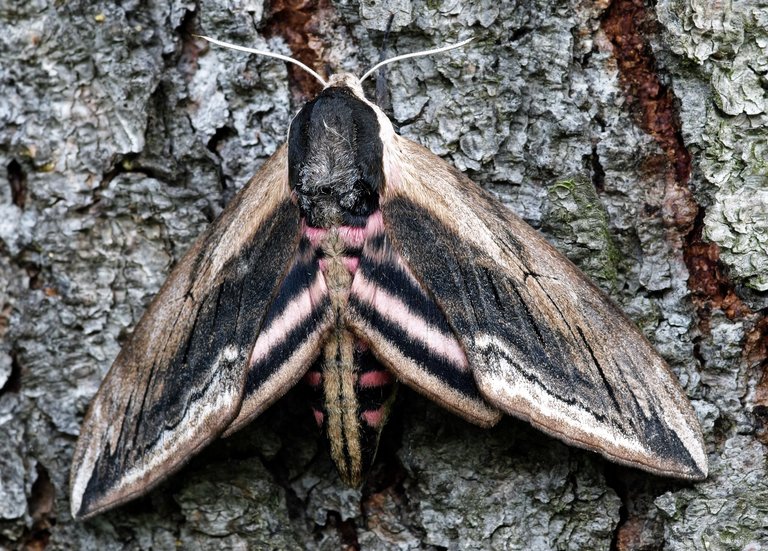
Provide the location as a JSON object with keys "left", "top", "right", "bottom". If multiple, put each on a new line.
{"left": 1, "top": 0, "right": 766, "bottom": 549}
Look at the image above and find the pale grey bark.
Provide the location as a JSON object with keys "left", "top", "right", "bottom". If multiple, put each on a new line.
{"left": 0, "top": 0, "right": 766, "bottom": 549}
{"left": 657, "top": 1, "right": 768, "bottom": 300}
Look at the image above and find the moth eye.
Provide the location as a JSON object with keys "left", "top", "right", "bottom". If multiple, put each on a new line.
{"left": 317, "top": 186, "right": 333, "bottom": 195}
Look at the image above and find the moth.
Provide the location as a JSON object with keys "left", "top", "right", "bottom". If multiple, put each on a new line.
{"left": 70, "top": 36, "right": 708, "bottom": 520}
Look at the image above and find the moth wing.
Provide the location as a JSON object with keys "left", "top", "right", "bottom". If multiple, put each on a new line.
{"left": 378, "top": 136, "right": 707, "bottom": 480}
{"left": 70, "top": 146, "right": 325, "bottom": 519}
{"left": 222, "top": 228, "right": 333, "bottom": 435}
{"left": 347, "top": 212, "right": 501, "bottom": 427}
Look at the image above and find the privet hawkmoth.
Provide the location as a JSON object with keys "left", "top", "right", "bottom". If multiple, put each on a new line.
{"left": 70, "top": 37, "right": 707, "bottom": 520}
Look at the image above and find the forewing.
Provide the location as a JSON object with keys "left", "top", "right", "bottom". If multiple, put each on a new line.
{"left": 379, "top": 136, "right": 707, "bottom": 480}
{"left": 70, "top": 147, "right": 306, "bottom": 519}
{"left": 346, "top": 212, "right": 501, "bottom": 427}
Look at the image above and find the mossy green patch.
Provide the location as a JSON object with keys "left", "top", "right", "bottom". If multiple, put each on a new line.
{"left": 543, "top": 177, "right": 620, "bottom": 293}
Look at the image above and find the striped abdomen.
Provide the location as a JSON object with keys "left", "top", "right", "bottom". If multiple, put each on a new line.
{"left": 302, "top": 219, "right": 397, "bottom": 485}
{"left": 304, "top": 339, "right": 396, "bottom": 485}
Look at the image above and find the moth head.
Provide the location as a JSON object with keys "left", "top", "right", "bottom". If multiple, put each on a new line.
{"left": 284, "top": 74, "right": 394, "bottom": 227}
{"left": 195, "top": 35, "right": 472, "bottom": 227}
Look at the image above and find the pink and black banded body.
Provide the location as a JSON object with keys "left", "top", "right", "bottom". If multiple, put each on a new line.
{"left": 299, "top": 222, "right": 396, "bottom": 484}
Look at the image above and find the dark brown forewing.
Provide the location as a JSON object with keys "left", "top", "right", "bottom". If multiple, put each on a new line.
{"left": 70, "top": 146, "right": 300, "bottom": 519}
{"left": 379, "top": 136, "right": 707, "bottom": 480}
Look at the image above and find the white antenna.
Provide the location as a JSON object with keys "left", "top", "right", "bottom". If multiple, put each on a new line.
{"left": 359, "top": 37, "right": 473, "bottom": 83}
{"left": 196, "top": 35, "right": 328, "bottom": 87}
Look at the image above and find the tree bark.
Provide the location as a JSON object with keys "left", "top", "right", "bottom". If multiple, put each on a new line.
{"left": 1, "top": 0, "right": 766, "bottom": 549}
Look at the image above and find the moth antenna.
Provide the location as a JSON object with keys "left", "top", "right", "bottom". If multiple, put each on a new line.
{"left": 359, "top": 37, "right": 473, "bottom": 83}
{"left": 197, "top": 35, "right": 328, "bottom": 87}
{"left": 374, "top": 14, "right": 396, "bottom": 108}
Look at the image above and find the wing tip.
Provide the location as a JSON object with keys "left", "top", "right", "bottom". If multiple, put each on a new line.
{"left": 69, "top": 493, "right": 86, "bottom": 521}
{"left": 596, "top": 429, "right": 709, "bottom": 481}
{"left": 70, "top": 500, "right": 97, "bottom": 522}
{"left": 69, "top": 469, "right": 130, "bottom": 521}
{"left": 625, "top": 453, "right": 708, "bottom": 482}
{"left": 70, "top": 493, "right": 135, "bottom": 522}
{"left": 667, "top": 450, "right": 709, "bottom": 482}
{"left": 69, "top": 483, "right": 112, "bottom": 521}
{"left": 619, "top": 448, "right": 708, "bottom": 482}
{"left": 683, "top": 463, "right": 709, "bottom": 481}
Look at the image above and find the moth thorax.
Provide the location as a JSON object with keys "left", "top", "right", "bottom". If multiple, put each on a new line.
{"left": 321, "top": 231, "right": 353, "bottom": 298}
{"left": 296, "top": 134, "right": 368, "bottom": 227}
{"left": 289, "top": 86, "right": 383, "bottom": 228}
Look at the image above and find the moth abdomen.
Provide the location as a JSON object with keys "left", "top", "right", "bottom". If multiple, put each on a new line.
{"left": 289, "top": 209, "right": 401, "bottom": 485}
{"left": 305, "top": 334, "right": 397, "bottom": 485}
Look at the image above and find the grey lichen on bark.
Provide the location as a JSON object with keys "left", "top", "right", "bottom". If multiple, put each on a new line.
{"left": 652, "top": 1, "right": 768, "bottom": 549}
{"left": 657, "top": 1, "right": 768, "bottom": 300}
{"left": 1, "top": 0, "right": 766, "bottom": 549}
